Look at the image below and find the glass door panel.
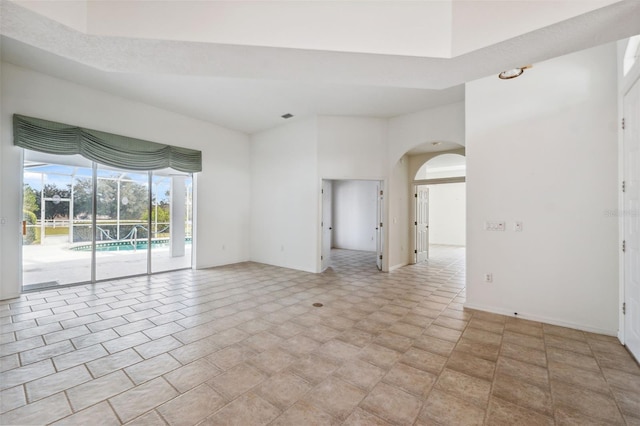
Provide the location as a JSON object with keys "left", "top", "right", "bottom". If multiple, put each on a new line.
{"left": 151, "top": 172, "right": 193, "bottom": 273}
{"left": 22, "top": 153, "right": 195, "bottom": 290}
{"left": 95, "top": 166, "right": 149, "bottom": 280}
{"left": 22, "top": 155, "right": 93, "bottom": 289}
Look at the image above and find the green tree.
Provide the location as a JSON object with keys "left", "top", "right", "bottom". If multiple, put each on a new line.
{"left": 96, "top": 178, "right": 117, "bottom": 218}
{"left": 73, "top": 177, "right": 93, "bottom": 219}
{"left": 119, "top": 180, "right": 149, "bottom": 220}
{"left": 142, "top": 206, "right": 170, "bottom": 223}
{"left": 23, "top": 184, "right": 38, "bottom": 214}
{"left": 42, "top": 183, "right": 71, "bottom": 219}
{"left": 72, "top": 176, "right": 151, "bottom": 220}
{"left": 22, "top": 209, "right": 38, "bottom": 245}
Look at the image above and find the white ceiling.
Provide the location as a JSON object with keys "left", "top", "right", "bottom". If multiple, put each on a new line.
{"left": 0, "top": 36, "right": 465, "bottom": 134}
{"left": 2, "top": 0, "right": 640, "bottom": 134}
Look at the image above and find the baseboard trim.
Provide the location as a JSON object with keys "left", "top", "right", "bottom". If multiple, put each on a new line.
{"left": 389, "top": 262, "right": 408, "bottom": 272}
{"left": 463, "top": 302, "right": 619, "bottom": 338}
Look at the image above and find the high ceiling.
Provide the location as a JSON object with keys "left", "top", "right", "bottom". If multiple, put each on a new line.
{"left": 1, "top": 0, "right": 640, "bottom": 134}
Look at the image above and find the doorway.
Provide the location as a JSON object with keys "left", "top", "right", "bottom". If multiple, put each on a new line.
{"left": 21, "top": 152, "right": 194, "bottom": 290}
{"left": 321, "top": 179, "right": 384, "bottom": 271}
{"left": 622, "top": 74, "right": 640, "bottom": 362}
{"left": 412, "top": 154, "right": 466, "bottom": 263}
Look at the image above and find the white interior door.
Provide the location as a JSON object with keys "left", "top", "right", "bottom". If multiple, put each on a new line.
{"left": 624, "top": 78, "right": 640, "bottom": 361}
{"left": 321, "top": 180, "right": 332, "bottom": 271}
{"left": 416, "top": 185, "right": 430, "bottom": 263}
{"left": 376, "top": 183, "right": 383, "bottom": 270}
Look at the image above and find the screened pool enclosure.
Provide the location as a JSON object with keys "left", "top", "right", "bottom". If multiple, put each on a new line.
{"left": 15, "top": 114, "right": 200, "bottom": 290}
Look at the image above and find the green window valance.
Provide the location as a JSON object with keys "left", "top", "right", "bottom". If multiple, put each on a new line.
{"left": 13, "top": 114, "right": 202, "bottom": 173}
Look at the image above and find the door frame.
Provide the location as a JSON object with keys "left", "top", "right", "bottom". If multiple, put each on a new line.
{"left": 318, "top": 178, "right": 386, "bottom": 272}
{"left": 20, "top": 154, "right": 196, "bottom": 291}
{"left": 619, "top": 52, "right": 640, "bottom": 359}
{"left": 411, "top": 177, "right": 466, "bottom": 264}
{"left": 376, "top": 182, "right": 384, "bottom": 271}
{"left": 320, "top": 179, "right": 332, "bottom": 272}
{"left": 414, "top": 184, "right": 430, "bottom": 263}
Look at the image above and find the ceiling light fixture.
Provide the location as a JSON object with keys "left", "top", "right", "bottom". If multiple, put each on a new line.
{"left": 281, "top": 113, "right": 294, "bottom": 119}
{"left": 431, "top": 142, "right": 442, "bottom": 146}
{"left": 498, "top": 65, "right": 532, "bottom": 80}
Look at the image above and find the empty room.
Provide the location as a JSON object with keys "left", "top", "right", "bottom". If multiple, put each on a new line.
{"left": 1, "top": 1, "right": 640, "bottom": 425}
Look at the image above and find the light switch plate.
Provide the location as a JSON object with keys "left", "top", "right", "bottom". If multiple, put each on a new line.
{"left": 485, "top": 221, "right": 506, "bottom": 231}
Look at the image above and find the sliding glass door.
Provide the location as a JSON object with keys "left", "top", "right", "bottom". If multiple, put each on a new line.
{"left": 151, "top": 172, "right": 193, "bottom": 273}
{"left": 22, "top": 152, "right": 193, "bottom": 290}
{"left": 22, "top": 156, "right": 93, "bottom": 290}
{"left": 95, "top": 165, "right": 150, "bottom": 281}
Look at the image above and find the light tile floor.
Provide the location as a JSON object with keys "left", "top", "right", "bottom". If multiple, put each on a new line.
{"left": 1, "top": 246, "right": 639, "bottom": 425}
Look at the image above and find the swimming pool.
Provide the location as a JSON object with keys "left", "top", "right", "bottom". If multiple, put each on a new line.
{"left": 72, "top": 238, "right": 192, "bottom": 252}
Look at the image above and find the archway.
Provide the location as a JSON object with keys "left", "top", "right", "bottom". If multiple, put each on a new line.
{"left": 411, "top": 149, "right": 466, "bottom": 263}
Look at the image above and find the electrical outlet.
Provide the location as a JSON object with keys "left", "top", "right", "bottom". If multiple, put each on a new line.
{"left": 484, "top": 273, "right": 493, "bottom": 283}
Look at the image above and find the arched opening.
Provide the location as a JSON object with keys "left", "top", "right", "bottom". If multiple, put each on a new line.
{"left": 412, "top": 151, "right": 466, "bottom": 263}
{"left": 415, "top": 153, "right": 466, "bottom": 180}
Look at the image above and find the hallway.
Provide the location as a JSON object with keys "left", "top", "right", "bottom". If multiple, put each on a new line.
{"left": 0, "top": 246, "right": 638, "bottom": 425}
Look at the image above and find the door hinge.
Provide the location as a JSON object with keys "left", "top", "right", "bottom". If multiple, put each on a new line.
{"left": 380, "top": 190, "right": 383, "bottom": 196}
{"left": 379, "top": 254, "right": 383, "bottom": 260}
{"left": 379, "top": 222, "right": 383, "bottom": 228}
{"left": 414, "top": 193, "right": 418, "bottom": 198}
{"left": 321, "top": 189, "right": 324, "bottom": 194}
{"left": 321, "top": 221, "right": 323, "bottom": 226}
{"left": 414, "top": 249, "right": 417, "bottom": 254}
{"left": 622, "top": 240, "right": 626, "bottom": 252}
{"left": 414, "top": 221, "right": 418, "bottom": 226}
{"left": 622, "top": 181, "right": 626, "bottom": 193}
{"left": 623, "top": 302, "right": 626, "bottom": 315}
{"left": 622, "top": 118, "right": 625, "bottom": 130}
{"left": 321, "top": 255, "right": 323, "bottom": 260}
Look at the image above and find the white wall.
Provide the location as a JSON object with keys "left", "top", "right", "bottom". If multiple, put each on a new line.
{"left": 332, "top": 180, "right": 378, "bottom": 251}
{"left": 18, "top": 0, "right": 613, "bottom": 59}
{"left": 427, "top": 183, "right": 466, "bottom": 246}
{"left": 466, "top": 43, "right": 619, "bottom": 334}
{"left": 87, "top": 1, "right": 451, "bottom": 58}
{"left": 13, "top": 0, "right": 88, "bottom": 32}
{"left": 387, "top": 102, "right": 465, "bottom": 166}
{"left": 0, "top": 62, "right": 251, "bottom": 299}
{"left": 250, "top": 116, "right": 390, "bottom": 272}
{"left": 389, "top": 155, "right": 410, "bottom": 270}
{"left": 252, "top": 113, "right": 463, "bottom": 274}
{"left": 250, "top": 118, "right": 318, "bottom": 273}
{"left": 451, "top": 0, "right": 617, "bottom": 56}
{"left": 317, "top": 115, "right": 389, "bottom": 269}
{"left": 318, "top": 116, "right": 387, "bottom": 180}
